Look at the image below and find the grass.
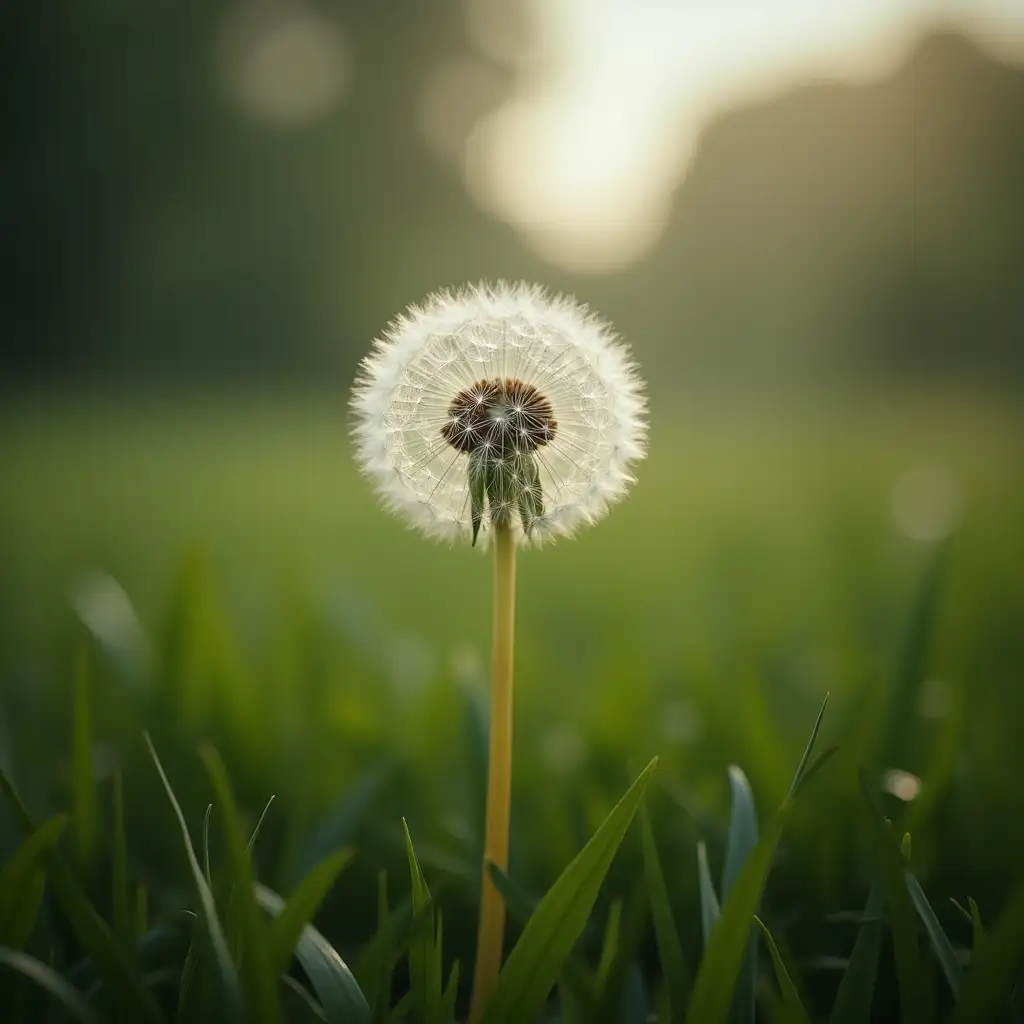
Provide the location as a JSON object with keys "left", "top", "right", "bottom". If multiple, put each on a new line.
{"left": 0, "top": 389, "right": 1023, "bottom": 1021}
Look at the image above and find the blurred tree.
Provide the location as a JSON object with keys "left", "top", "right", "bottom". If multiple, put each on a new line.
{"left": 1, "top": 3, "right": 1022, "bottom": 393}
{"left": 0, "top": 0, "right": 519, "bottom": 382}
{"left": 635, "top": 31, "right": 1024, "bottom": 390}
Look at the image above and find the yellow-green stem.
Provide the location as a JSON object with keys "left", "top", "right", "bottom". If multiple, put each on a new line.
{"left": 469, "top": 522, "right": 517, "bottom": 1023}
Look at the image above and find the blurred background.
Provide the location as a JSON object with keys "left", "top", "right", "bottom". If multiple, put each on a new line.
{"left": 2, "top": 0, "right": 1023, "bottom": 1013}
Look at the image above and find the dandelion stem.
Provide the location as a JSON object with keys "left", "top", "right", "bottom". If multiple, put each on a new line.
{"left": 470, "top": 521, "right": 516, "bottom": 1022}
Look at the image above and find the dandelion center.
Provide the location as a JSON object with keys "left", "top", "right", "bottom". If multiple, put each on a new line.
{"left": 441, "top": 378, "right": 558, "bottom": 454}
{"left": 352, "top": 282, "right": 647, "bottom": 545}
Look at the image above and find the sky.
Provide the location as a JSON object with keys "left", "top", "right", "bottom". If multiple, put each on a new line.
{"left": 458, "top": 0, "right": 1024, "bottom": 271}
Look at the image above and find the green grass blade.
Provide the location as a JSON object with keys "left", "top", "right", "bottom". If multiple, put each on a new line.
{"left": 268, "top": 848, "right": 354, "bottom": 978}
{"left": 687, "top": 699, "right": 829, "bottom": 1024}
{"left": 359, "top": 901, "right": 437, "bottom": 1021}
{"left": 281, "top": 973, "right": 331, "bottom": 1022}
{"left": 967, "top": 897, "right": 986, "bottom": 955}
{"left": 352, "top": 871, "right": 407, "bottom": 1018}
{"left": 593, "top": 879, "right": 651, "bottom": 1024}
{"left": 829, "top": 884, "right": 883, "bottom": 1024}
{"left": 145, "top": 733, "right": 243, "bottom": 1022}
{"left": 722, "top": 766, "right": 758, "bottom": 1024}
{"left": 200, "top": 744, "right": 281, "bottom": 1024}
{"left": 176, "top": 914, "right": 205, "bottom": 1024}
{"left": 686, "top": 812, "right": 786, "bottom": 1024}
{"left": 559, "top": 979, "right": 585, "bottom": 1024}
{"left": 434, "top": 911, "right": 445, "bottom": 1013}
{"left": 641, "top": 806, "right": 691, "bottom": 1022}
{"left": 247, "top": 795, "right": 276, "bottom": 853}
{"left": 949, "top": 878, "right": 1024, "bottom": 1024}
{"left": 595, "top": 899, "right": 622, "bottom": 993}
{"left": 256, "top": 883, "right": 371, "bottom": 1024}
{"left": 904, "top": 870, "right": 963, "bottom": 996}
{"left": 372, "top": 871, "right": 391, "bottom": 1016}
{"left": 485, "top": 861, "right": 537, "bottom": 924}
{"left": 948, "top": 898, "right": 972, "bottom": 928}
{"left": 697, "top": 841, "right": 721, "bottom": 948}
{"left": 0, "top": 814, "right": 67, "bottom": 949}
{"left": 621, "top": 962, "right": 651, "bottom": 1024}
{"left": 112, "top": 771, "right": 133, "bottom": 958}
{"left": 722, "top": 767, "right": 759, "bottom": 897}
{"left": 791, "top": 745, "right": 839, "bottom": 796}
{"left": 0, "top": 946, "right": 103, "bottom": 1024}
{"left": 71, "top": 648, "right": 98, "bottom": 872}
{"left": 755, "top": 917, "right": 811, "bottom": 1024}
{"left": 371, "top": 871, "right": 394, "bottom": 1019}
{"left": 402, "top": 818, "right": 442, "bottom": 1024}
{"left": 441, "top": 959, "right": 460, "bottom": 1023}
{"left": 202, "top": 804, "right": 213, "bottom": 885}
{"left": 2, "top": 872, "right": 46, "bottom": 957}
{"left": 484, "top": 857, "right": 622, "bottom": 1012}
{"left": 0, "top": 767, "right": 161, "bottom": 1023}
{"left": 483, "top": 757, "right": 658, "bottom": 1024}
{"left": 384, "top": 989, "right": 414, "bottom": 1023}
{"left": 485, "top": 861, "right": 600, "bottom": 1014}
{"left": 857, "top": 770, "right": 932, "bottom": 1024}
{"left": 787, "top": 694, "right": 830, "bottom": 800}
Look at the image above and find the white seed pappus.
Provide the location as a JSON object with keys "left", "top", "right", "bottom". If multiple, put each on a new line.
{"left": 351, "top": 282, "right": 647, "bottom": 546}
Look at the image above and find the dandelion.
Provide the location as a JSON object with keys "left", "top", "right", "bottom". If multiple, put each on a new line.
{"left": 351, "top": 281, "right": 646, "bottom": 1019}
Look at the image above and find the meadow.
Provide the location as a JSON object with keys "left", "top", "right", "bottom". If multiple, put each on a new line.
{"left": 1, "top": 390, "right": 1023, "bottom": 1022}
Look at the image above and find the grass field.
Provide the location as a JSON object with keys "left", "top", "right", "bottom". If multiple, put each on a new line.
{"left": 1, "top": 390, "right": 1023, "bottom": 1020}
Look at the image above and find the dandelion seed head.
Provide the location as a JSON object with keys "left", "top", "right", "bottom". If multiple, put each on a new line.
{"left": 351, "top": 281, "right": 647, "bottom": 546}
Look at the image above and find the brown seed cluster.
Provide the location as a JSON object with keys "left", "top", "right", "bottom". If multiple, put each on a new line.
{"left": 441, "top": 377, "right": 557, "bottom": 454}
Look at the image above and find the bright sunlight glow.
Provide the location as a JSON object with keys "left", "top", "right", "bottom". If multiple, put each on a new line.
{"left": 458, "top": 0, "right": 1024, "bottom": 272}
